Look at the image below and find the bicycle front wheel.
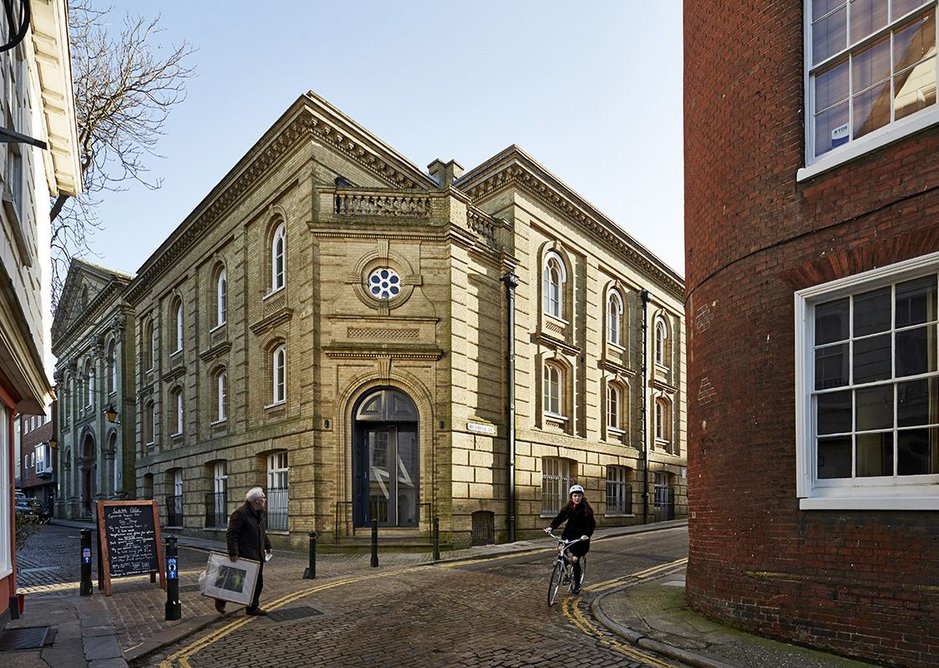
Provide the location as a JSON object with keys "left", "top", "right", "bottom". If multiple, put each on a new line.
{"left": 548, "top": 562, "right": 564, "bottom": 606}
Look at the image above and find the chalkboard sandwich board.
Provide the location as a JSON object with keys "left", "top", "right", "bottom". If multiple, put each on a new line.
{"left": 96, "top": 500, "right": 166, "bottom": 596}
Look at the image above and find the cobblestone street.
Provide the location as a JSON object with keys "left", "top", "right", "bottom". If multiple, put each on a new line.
{"left": 14, "top": 522, "right": 689, "bottom": 668}
{"left": 140, "top": 564, "right": 654, "bottom": 668}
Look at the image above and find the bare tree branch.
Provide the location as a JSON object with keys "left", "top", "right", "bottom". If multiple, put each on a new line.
{"left": 51, "top": 1, "right": 195, "bottom": 308}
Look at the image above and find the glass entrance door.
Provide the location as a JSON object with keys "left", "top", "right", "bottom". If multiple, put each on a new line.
{"left": 367, "top": 426, "right": 418, "bottom": 526}
{"left": 353, "top": 388, "right": 419, "bottom": 528}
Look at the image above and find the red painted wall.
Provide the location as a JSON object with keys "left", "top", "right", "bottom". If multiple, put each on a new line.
{"left": 1, "top": 400, "right": 14, "bottom": 626}
{"left": 684, "top": 3, "right": 939, "bottom": 667}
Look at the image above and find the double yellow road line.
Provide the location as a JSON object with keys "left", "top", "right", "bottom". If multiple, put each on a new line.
{"left": 589, "top": 556, "right": 688, "bottom": 593}
{"left": 559, "top": 556, "right": 688, "bottom": 668}
{"left": 159, "top": 568, "right": 409, "bottom": 668}
{"left": 160, "top": 554, "right": 688, "bottom": 668}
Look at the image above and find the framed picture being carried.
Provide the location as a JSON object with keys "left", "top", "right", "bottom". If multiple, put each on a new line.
{"left": 200, "top": 552, "right": 260, "bottom": 606}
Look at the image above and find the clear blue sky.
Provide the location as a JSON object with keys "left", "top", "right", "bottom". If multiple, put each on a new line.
{"left": 88, "top": 1, "right": 684, "bottom": 276}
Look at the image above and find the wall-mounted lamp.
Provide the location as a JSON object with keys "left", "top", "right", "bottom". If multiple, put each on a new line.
{"left": 47, "top": 436, "right": 58, "bottom": 449}
{"left": 104, "top": 404, "right": 120, "bottom": 424}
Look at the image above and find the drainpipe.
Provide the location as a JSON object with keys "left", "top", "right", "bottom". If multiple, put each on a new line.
{"left": 640, "top": 289, "right": 651, "bottom": 524}
{"left": 502, "top": 272, "right": 519, "bottom": 542}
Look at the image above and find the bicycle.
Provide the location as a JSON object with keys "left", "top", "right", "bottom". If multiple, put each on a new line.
{"left": 545, "top": 529, "right": 589, "bottom": 606}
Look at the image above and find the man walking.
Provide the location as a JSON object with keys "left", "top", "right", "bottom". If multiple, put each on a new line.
{"left": 215, "top": 487, "right": 272, "bottom": 615}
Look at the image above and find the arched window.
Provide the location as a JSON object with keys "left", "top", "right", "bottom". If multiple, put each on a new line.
{"left": 216, "top": 267, "right": 227, "bottom": 327}
{"left": 655, "top": 317, "right": 669, "bottom": 367}
{"left": 142, "top": 319, "right": 154, "bottom": 370}
{"left": 172, "top": 387, "right": 184, "bottom": 435}
{"left": 544, "top": 362, "right": 564, "bottom": 417}
{"left": 542, "top": 251, "right": 566, "bottom": 319}
{"left": 272, "top": 344, "right": 286, "bottom": 404}
{"left": 607, "top": 383, "right": 622, "bottom": 431}
{"left": 608, "top": 290, "right": 623, "bottom": 345}
{"left": 84, "top": 360, "right": 94, "bottom": 407}
{"left": 655, "top": 397, "right": 671, "bottom": 443}
{"left": 106, "top": 340, "right": 116, "bottom": 394}
{"left": 65, "top": 374, "right": 73, "bottom": 424}
{"left": 271, "top": 222, "right": 286, "bottom": 292}
{"left": 174, "top": 299, "right": 184, "bottom": 353}
{"left": 215, "top": 369, "right": 227, "bottom": 422}
{"left": 143, "top": 400, "right": 154, "bottom": 444}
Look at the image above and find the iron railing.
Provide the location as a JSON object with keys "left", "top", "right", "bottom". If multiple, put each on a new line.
{"left": 165, "top": 494, "right": 183, "bottom": 527}
{"left": 204, "top": 492, "right": 227, "bottom": 529}
{"left": 606, "top": 483, "right": 633, "bottom": 515}
{"left": 653, "top": 488, "right": 675, "bottom": 522}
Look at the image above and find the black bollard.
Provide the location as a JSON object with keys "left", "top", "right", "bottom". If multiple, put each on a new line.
{"left": 303, "top": 530, "right": 317, "bottom": 579}
{"left": 164, "top": 535, "right": 181, "bottom": 620}
{"left": 433, "top": 517, "right": 440, "bottom": 561}
{"left": 79, "top": 529, "right": 93, "bottom": 596}
{"left": 370, "top": 518, "right": 379, "bottom": 568}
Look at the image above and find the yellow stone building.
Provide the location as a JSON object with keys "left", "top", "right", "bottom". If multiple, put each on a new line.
{"left": 80, "top": 92, "right": 685, "bottom": 548}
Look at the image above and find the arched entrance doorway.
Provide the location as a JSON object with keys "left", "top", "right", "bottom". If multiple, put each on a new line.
{"left": 80, "top": 434, "right": 96, "bottom": 516}
{"left": 353, "top": 388, "right": 419, "bottom": 528}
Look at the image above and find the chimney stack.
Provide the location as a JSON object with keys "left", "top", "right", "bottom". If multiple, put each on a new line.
{"left": 427, "top": 159, "right": 464, "bottom": 189}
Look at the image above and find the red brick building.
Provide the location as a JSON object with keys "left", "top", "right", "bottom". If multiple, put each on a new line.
{"left": 684, "top": 2, "right": 939, "bottom": 666}
{"left": 17, "top": 414, "right": 55, "bottom": 512}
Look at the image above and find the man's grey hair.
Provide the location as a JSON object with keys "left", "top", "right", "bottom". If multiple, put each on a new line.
{"left": 246, "top": 487, "right": 265, "bottom": 502}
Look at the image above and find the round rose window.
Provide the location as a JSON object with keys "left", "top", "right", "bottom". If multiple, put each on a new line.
{"left": 367, "top": 267, "right": 401, "bottom": 299}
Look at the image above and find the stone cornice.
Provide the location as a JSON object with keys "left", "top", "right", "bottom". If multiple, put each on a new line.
{"left": 322, "top": 343, "right": 444, "bottom": 361}
{"left": 127, "top": 92, "right": 438, "bottom": 305}
{"left": 53, "top": 260, "right": 133, "bottom": 354}
{"left": 532, "top": 333, "right": 581, "bottom": 357}
{"left": 457, "top": 147, "right": 684, "bottom": 301}
{"left": 52, "top": 283, "right": 130, "bottom": 356}
{"left": 652, "top": 378, "right": 678, "bottom": 394}
{"left": 199, "top": 341, "right": 232, "bottom": 363}
{"left": 599, "top": 359, "right": 638, "bottom": 377}
{"left": 250, "top": 307, "right": 294, "bottom": 336}
{"left": 161, "top": 365, "right": 186, "bottom": 384}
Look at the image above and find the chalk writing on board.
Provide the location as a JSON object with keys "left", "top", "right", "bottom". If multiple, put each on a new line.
{"left": 102, "top": 503, "right": 158, "bottom": 577}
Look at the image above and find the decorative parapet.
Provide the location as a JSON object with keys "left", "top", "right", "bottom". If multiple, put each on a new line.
{"left": 457, "top": 149, "right": 684, "bottom": 301}
{"left": 334, "top": 189, "right": 432, "bottom": 218}
{"left": 466, "top": 208, "right": 500, "bottom": 246}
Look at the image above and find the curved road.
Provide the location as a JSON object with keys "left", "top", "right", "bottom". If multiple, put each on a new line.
{"left": 141, "top": 527, "right": 689, "bottom": 668}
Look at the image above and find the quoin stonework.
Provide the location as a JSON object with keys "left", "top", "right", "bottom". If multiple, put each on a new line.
{"left": 54, "top": 91, "right": 686, "bottom": 550}
{"left": 685, "top": 1, "right": 939, "bottom": 666}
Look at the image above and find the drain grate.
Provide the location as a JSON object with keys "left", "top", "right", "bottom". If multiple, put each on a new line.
{"left": 0, "top": 626, "right": 50, "bottom": 651}
{"left": 268, "top": 605, "right": 322, "bottom": 622}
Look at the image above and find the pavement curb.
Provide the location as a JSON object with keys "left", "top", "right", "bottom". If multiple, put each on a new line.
{"left": 123, "top": 613, "right": 222, "bottom": 664}
{"left": 591, "top": 575, "right": 737, "bottom": 668}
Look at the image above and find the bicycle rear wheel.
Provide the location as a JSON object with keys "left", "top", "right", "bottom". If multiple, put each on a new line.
{"left": 548, "top": 562, "right": 564, "bottom": 606}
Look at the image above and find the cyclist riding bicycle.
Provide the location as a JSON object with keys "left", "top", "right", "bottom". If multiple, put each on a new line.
{"left": 544, "top": 484, "right": 595, "bottom": 594}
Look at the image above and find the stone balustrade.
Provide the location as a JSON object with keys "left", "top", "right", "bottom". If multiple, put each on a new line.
{"left": 334, "top": 190, "right": 432, "bottom": 218}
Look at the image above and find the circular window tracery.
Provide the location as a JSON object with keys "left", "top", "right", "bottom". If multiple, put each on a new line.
{"left": 367, "top": 267, "right": 401, "bottom": 299}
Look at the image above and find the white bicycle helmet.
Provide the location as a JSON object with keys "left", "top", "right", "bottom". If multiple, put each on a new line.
{"left": 568, "top": 484, "right": 585, "bottom": 497}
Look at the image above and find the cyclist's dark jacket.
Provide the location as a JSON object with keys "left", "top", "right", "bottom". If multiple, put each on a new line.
{"left": 550, "top": 502, "right": 596, "bottom": 557}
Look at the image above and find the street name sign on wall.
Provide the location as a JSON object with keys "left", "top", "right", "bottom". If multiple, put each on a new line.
{"left": 96, "top": 500, "right": 166, "bottom": 596}
{"left": 466, "top": 421, "right": 497, "bottom": 435}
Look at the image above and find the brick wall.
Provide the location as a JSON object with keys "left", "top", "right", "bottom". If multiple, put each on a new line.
{"left": 685, "top": 2, "right": 939, "bottom": 666}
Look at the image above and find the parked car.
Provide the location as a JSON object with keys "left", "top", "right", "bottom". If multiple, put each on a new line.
{"left": 15, "top": 497, "right": 50, "bottom": 522}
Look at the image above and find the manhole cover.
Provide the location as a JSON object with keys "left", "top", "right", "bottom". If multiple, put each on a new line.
{"left": 268, "top": 605, "right": 322, "bottom": 622}
{"left": 178, "top": 584, "right": 201, "bottom": 592}
{"left": 0, "top": 626, "right": 50, "bottom": 650}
